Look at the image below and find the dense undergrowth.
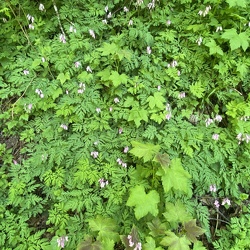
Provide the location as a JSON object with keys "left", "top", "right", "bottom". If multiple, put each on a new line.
{"left": 0, "top": 0, "right": 250, "bottom": 249}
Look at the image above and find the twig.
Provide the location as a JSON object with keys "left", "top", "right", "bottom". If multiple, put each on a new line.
{"left": 52, "top": 0, "right": 65, "bottom": 36}
{"left": 11, "top": 77, "right": 35, "bottom": 118}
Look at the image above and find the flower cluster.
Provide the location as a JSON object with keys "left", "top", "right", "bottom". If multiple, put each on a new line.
{"left": 89, "top": 29, "right": 95, "bottom": 39}
{"left": 69, "top": 25, "right": 76, "bottom": 33}
{"left": 117, "top": 158, "right": 127, "bottom": 168}
{"left": 91, "top": 151, "right": 98, "bottom": 158}
{"left": 165, "top": 103, "right": 171, "bottom": 120}
{"left": 167, "top": 60, "right": 178, "bottom": 68}
{"left": 216, "top": 26, "right": 223, "bottom": 32}
{"left": 96, "top": 108, "right": 101, "bottom": 113}
{"left": 74, "top": 61, "right": 81, "bottom": 68}
{"left": 148, "top": 0, "right": 156, "bottom": 10}
{"left": 23, "top": 69, "right": 29, "bottom": 75}
{"left": 39, "top": 3, "right": 45, "bottom": 11}
{"left": 236, "top": 133, "right": 250, "bottom": 144}
{"left": 147, "top": 46, "right": 152, "bottom": 54}
{"left": 24, "top": 103, "right": 33, "bottom": 113}
{"left": 27, "top": 14, "right": 35, "bottom": 29}
{"left": 99, "top": 178, "right": 108, "bottom": 188}
{"left": 127, "top": 235, "right": 142, "bottom": 250}
{"left": 178, "top": 92, "right": 186, "bottom": 99}
{"left": 57, "top": 236, "right": 68, "bottom": 248}
{"left": 60, "top": 124, "right": 68, "bottom": 130}
{"left": 35, "top": 89, "right": 44, "bottom": 98}
{"left": 212, "top": 133, "right": 219, "bottom": 141}
{"left": 196, "top": 37, "right": 203, "bottom": 46}
{"left": 78, "top": 83, "right": 85, "bottom": 94}
{"left": 114, "top": 97, "right": 120, "bottom": 103}
{"left": 124, "top": 146, "right": 129, "bottom": 153}
{"left": 59, "top": 34, "right": 66, "bottom": 43}
{"left": 209, "top": 184, "right": 231, "bottom": 209}
{"left": 198, "top": 5, "right": 211, "bottom": 17}
{"left": 205, "top": 114, "right": 222, "bottom": 127}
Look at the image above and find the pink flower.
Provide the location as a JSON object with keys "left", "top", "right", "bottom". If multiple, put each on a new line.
{"left": 39, "top": 3, "right": 45, "bottom": 11}
{"left": 74, "top": 61, "right": 81, "bottom": 68}
{"left": 89, "top": 29, "right": 95, "bottom": 39}
{"left": 60, "top": 124, "right": 68, "bottom": 130}
{"left": 214, "top": 200, "right": 220, "bottom": 208}
{"left": 214, "top": 115, "right": 222, "bottom": 122}
{"left": 23, "top": 70, "right": 29, "bottom": 75}
{"left": 96, "top": 108, "right": 101, "bottom": 113}
{"left": 124, "top": 146, "right": 129, "bottom": 153}
{"left": 128, "top": 20, "right": 133, "bottom": 26}
{"left": 222, "top": 198, "right": 231, "bottom": 206}
{"left": 57, "top": 236, "right": 68, "bottom": 248}
{"left": 157, "top": 85, "right": 161, "bottom": 91}
{"left": 86, "top": 66, "right": 92, "bottom": 72}
{"left": 209, "top": 184, "right": 217, "bottom": 193}
{"left": 99, "top": 178, "right": 108, "bottom": 188}
{"left": 212, "top": 134, "right": 219, "bottom": 141}
{"left": 147, "top": 46, "right": 152, "bottom": 54}
{"left": 91, "top": 151, "right": 99, "bottom": 158}
{"left": 114, "top": 97, "right": 119, "bottom": 103}
{"left": 118, "top": 128, "right": 123, "bottom": 134}
{"left": 205, "top": 118, "right": 213, "bottom": 127}
{"left": 69, "top": 25, "right": 76, "bottom": 33}
{"left": 178, "top": 92, "right": 185, "bottom": 99}
{"left": 166, "top": 20, "right": 171, "bottom": 26}
{"left": 166, "top": 113, "right": 171, "bottom": 120}
{"left": 59, "top": 34, "right": 66, "bottom": 43}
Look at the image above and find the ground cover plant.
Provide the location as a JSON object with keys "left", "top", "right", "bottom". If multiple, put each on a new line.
{"left": 0, "top": 0, "right": 250, "bottom": 249}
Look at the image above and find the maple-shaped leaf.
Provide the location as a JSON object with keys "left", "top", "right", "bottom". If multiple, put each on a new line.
{"left": 144, "top": 237, "right": 164, "bottom": 250}
{"left": 57, "top": 72, "right": 70, "bottom": 84}
{"left": 126, "top": 185, "right": 160, "bottom": 220}
{"left": 163, "top": 201, "right": 192, "bottom": 224}
{"left": 147, "top": 217, "right": 167, "bottom": 237}
{"left": 222, "top": 29, "right": 249, "bottom": 51}
{"left": 109, "top": 71, "right": 128, "bottom": 87}
{"left": 77, "top": 237, "right": 102, "bottom": 250}
{"left": 160, "top": 231, "right": 191, "bottom": 250}
{"left": 97, "top": 42, "right": 119, "bottom": 56}
{"left": 130, "top": 141, "right": 160, "bottom": 162}
{"left": 226, "top": 0, "right": 246, "bottom": 8}
{"left": 128, "top": 108, "right": 148, "bottom": 127}
{"left": 237, "top": 63, "right": 248, "bottom": 79}
{"left": 159, "top": 158, "right": 191, "bottom": 194}
{"left": 89, "top": 216, "right": 119, "bottom": 242}
{"left": 193, "top": 241, "right": 207, "bottom": 250}
{"left": 154, "top": 153, "right": 171, "bottom": 168}
{"left": 184, "top": 219, "right": 205, "bottom": 243}
{"left": 205, "top": 39, "right": 223, "bottom": 56}
{"left": 147, "top": 92, "right": 165, "bottom": 109}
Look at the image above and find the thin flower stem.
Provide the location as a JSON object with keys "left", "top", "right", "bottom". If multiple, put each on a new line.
{"left": 52, "top": 0, "right": 66, "bottom": 36}
{"left": 7, "top": 2, "right": 32, "bottom": 45}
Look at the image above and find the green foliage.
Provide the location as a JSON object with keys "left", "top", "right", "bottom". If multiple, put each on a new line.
{"left": 1, "top": 0, "right": 250, "bottom": 249}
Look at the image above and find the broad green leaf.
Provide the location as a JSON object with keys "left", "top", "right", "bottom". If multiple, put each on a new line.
{"left": 184, "top": 219, "right": 205, "bottom": 243}
{"left": 226, "top": 0, "right": 246, "bottom": 8}
{"left": 205, "top": 39, "right": 223, "bottom": 56}
{"left": 126, "top": 185, "right": 160, "bottom": 220}
{"left": 193, "top": 241, "right": 207, "bottom": 250}
{"left": 109, "top": 71, "right": 128, "bottom": 87}
{"left": 163, "top": 201, "right": 192, "bottom": 224}
{"left": 147, "top": 218, "right": 167, "bottom": 237}
{"left": 222, "top": 29, "right": 249, "bottom": 51}
{"left": 130, "top": 141, "right": 160, "bottom": 162}
{"left": 97, "top": 42, "right": 119, "bottom": 56}
{"left": 57, "top": 72, "right": 70, "bottom": 84}
{"left": 237, "top": 63, "right": 248, "bottom": 79}
{"left": 144, "top": 237, "right": 164, "bottom": 250}
{"left": 159, "top": 158, "right": 191, "bottom": 193}
{"left": 89, "top": 216, "right": 119, "bottom": 242}
{"left": 160, "top": 231, "right": 191, "bottom": 250}
{"left": 154, "top": 153, "right": 171, "bottom": 168}
{"left": 128, "top": 108, "right": 148, "bottom": 127}
{"left": 147, "top": 92, "right": 165, "bottom": 109}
